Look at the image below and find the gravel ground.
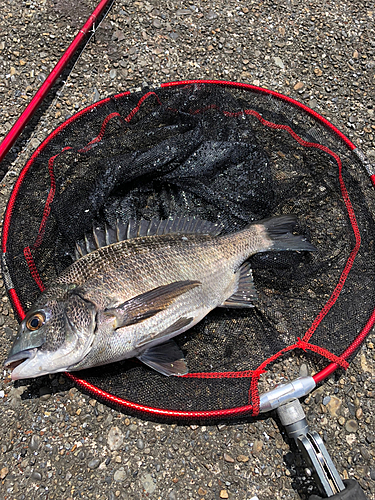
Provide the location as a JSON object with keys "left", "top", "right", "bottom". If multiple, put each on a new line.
{"left": 0, "top": 1, "right": 375, "bottom": 499}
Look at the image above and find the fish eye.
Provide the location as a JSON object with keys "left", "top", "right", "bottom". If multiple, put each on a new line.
{"left": 26, "top": 312, "right": 45, "bottom": 331}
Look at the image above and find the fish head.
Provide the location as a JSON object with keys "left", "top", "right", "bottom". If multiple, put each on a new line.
{"left": 4, "top": 286, "right": 97, "bottom": 380}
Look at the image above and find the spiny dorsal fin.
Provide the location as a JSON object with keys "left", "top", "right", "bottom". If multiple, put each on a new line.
{"left": 74, "top": 216, "right": 222, "bottom": 260}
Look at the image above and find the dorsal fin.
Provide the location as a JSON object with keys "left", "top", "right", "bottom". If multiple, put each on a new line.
{"left": 74, "top": 216, "right": 222, "bottom": 260}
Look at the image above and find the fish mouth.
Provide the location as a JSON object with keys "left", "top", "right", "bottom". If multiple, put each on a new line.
{"left": 4, "top": 349, "right": 37, "bottom": 380}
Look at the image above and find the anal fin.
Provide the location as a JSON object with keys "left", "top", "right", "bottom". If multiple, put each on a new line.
{"left": 220, "top": 262, "right": 257, "bottom": 308}
{"left": 137, "top": 339, "right": 188, "bottom": 376}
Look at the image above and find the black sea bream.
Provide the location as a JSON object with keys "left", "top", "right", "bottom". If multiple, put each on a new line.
{"left": 4, "top": 216, "right": 315, "bottom": 380}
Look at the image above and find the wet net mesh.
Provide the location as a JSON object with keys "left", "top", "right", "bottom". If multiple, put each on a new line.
{"left": 3, "top": 82, "right": 375, "bottom": 417}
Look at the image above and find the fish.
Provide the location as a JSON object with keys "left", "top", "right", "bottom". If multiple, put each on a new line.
{"left": 4, "top": 215, "right": 316, "bottom": 380}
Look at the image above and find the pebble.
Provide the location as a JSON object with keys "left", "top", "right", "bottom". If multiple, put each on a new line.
{"left": 346, "top": 434, "right": 356, "bottom": 446}
{"left": 136, "top": 438, "right": 144, "bottom": 450}
{"left": 31, "top": 471, "right": 42, "bottom": 481}
{"left": 252, "top": 440, "right": 263, "bottom": 455}
{"left": 345, "top": 419, "right": 358, "bottom": 433}
{"left": 299, "top": 363, "right": 309, "bottom": 377}
{"left": 294, "top": 81, "right": 304, "bottom": 91}
{"left": 107, "top": 427, "right": 124, "bottom": 451}
{"left": 273, "top": 57, "right": 285, "bottom": 70}
{"left": 224, "top": 453, "right": 235, "bottom": 463}
{"left": 322, "top": 396, "right": 331, "bottom": 406}
{"left": 29, "top": 434, "right": 41, "bottom": 451}
{"left": 326, "top": 396, "right": 342, "bottom": 417}
{"left": 87, "top": 458, "right": 100, "bottom": 469}
{"left": 360, "top": 446, "right": 371, "bottom": 461}
{"left": 0, "top": 467, "right": 9, "bottom": 480}
{"left": 113, "top": 468, "right": 126, "bottom": 482}
{"left": 206, "top": 10, "right": 218, "bottom": 20}
{"left": 140, "top": 473, "right": 156, "bottom": 494}
{"left": 220, "top": 490, "right": 229, "bottom": 499}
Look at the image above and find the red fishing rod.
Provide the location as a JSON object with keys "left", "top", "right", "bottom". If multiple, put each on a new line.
{"left": 0, "top": 0, "right": 114, "bottom": 165}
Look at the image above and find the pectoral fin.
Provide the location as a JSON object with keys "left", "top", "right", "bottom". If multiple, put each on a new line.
{"left": 137, "top": 339, "right": 188, "bottom": 376}
{"left": 105, "top": 281, "right": 200, "bottom": 329}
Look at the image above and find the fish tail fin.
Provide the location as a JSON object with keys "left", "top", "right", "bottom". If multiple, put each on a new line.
{"left": 260, "top": 215, "right": 316, "bottom": 252}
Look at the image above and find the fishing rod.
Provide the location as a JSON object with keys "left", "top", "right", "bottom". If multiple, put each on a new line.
{"left": 0, "top": 0, "right": 115, "bottom": 165}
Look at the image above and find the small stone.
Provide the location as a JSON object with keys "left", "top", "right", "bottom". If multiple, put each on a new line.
{"left": 345, "top": 419, "right": 358, "bottom": 433}
{"left": 113, "top": 30, "right": 125, "bottom": 42}
{"left": 140, "top": 473, "right": 156, "bottom": 494}
{"left": 114, "top": 468, "right": 126, "bottom": 482}
{"left": 237, "top": 454, "right": 249, "bottom": 463}
{"left": 314, "top": 67, "right": 323, "bottom": 76}
{"left": 338, "top": 416, "right": 346, "bottom": 426}
{"left": 360, "top": 353, "right": 374, "bottom": 374}
{"left": 198, "top": 487, "right": 207, "bottom": 496}
{"left": 224, "top": 453, "right": 235, "bottom": 463}
{"left": 115, "top": 456, "right": 122, "bottom": 463}
{"left": 326, "top": 396, "right": 342, "bottom": 417}
{"left": 356, "top": 408, "right": 363, "bottom": 419}
{"left": 252, "top": 439, "right": 263, "bottom": 455}
{"left": 346, "top": 434, "right": 356, "bottom": 445}
{"left": 108, "top": 427, "right": 124, "bottom": 451}
{"left": 153, "top": 19, "right": 161, "bottom": 28}
{"left": 353, "top": 50, "right": 359, "bottom": 59}
{"left": 206, "top": 9, "right": 218, "bottom": 20}
{"left": 322, "top": 396, "right": 331, "bottom": 406}
{"left": 109, "top": 69, "right": 117, "bottom": 79}
{"left": 88, "top": 458, "right": 100, "bottom": 469}
{"left": 360, "top": 446, "right": 371, "bottom": 461}
{"left": 294, "top": 81, "right": 304, "bottom": 91}
{"left": 0, "top": 467, "right": 9, "bottom": 479}
{"left": 136, "top": 438, "right": 144, "bottom": 450}
{"left": 299, "top": 363, "right": 309, "bottom": 377}
{"left": 273, "top": 57, "right": 285, "bottom": 70}
{"left": 220, "top": 490, "right": 229, "bottom": 499}
{"left": 29, "top": 434, "right": 41, "bottom": 451}
{"left": 31, "top": 470, "right": 42, "bottom": 481}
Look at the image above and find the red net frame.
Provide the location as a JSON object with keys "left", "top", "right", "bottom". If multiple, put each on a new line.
{"left": 2, "top": 80, "right": 375, "bottom": 420}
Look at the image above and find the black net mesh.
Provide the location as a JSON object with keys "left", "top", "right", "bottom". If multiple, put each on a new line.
{"left": 3, "top": 82, "right": 375, "bottom": 416}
